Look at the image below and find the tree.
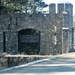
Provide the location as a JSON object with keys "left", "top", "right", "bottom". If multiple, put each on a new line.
{"left": 0, "top": 0, "right": 48, "bottom": 14}
{"left": 0, "top": 0, "right": 28, "bottom": 14}
{"left": 27, "top": 0, "right": 48, "bottom": 14}
{"left": 0, "top": 0, "right": 7, "bottom": 14}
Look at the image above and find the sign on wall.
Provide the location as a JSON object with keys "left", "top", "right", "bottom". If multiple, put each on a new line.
{"left": 20, "top": 35, "right": 40, "bottom": 43}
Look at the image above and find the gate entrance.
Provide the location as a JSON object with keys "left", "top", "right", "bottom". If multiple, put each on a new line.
{"left": 18, "top": 28, "right": 40, "bottom": 55}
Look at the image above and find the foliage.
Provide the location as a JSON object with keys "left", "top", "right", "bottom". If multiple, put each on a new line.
{"left": 0, "top": 0, "right": 48, "bottom": 14}
{"left": 27, "top": 0, "right": 48, "bottom": 14}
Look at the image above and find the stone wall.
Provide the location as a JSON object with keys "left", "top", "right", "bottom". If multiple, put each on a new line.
{"left": 0, "top": 56, "right": 48, "bottom": 70}
{"left": 0, "top": 3, "right": 73, "bottom": 55}
{"left": 0, "top": 13, "right": 64, "bottom": 55}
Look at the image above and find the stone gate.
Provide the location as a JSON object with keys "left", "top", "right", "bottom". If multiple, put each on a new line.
{"left": 0, "top": 3, "right": 73, "bottom": 55}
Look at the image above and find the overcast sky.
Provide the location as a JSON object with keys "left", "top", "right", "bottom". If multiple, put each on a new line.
{"left": 43, "top": 0, "right": 75, "bottom": 15}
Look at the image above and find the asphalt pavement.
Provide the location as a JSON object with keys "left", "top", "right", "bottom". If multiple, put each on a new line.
{"left": 0, "top": 52, "right": 75, "bottom": 75}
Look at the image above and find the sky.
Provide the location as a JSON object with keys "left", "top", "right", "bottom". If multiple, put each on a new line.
{"left": 43, "top": 0, "right": 75, "bottom": 15}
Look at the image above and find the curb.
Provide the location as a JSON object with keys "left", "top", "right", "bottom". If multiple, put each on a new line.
{"left": 0, "top": 56, "right": 56, "bottom": 72}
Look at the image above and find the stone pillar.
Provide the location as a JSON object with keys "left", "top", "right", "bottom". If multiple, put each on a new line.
{"left": 6, "top": 31, "right": 18, "bottom": 54}
{"left": 49, "top": 3, "right": 56, "bottom": 14}
{"left": 62, "top": 27, "right": 69, "bottom": 53}
{"left": 40, "top": 32, "right": 51, "bottom": 55}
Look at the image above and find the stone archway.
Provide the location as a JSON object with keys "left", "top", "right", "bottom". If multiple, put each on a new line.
{"left": 18, "top": 28, "right": 40, "bottom": 55}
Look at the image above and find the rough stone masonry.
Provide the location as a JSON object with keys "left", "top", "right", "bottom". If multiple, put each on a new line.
{"left": 0, "top": 3, "right": 73, "bottom": 55}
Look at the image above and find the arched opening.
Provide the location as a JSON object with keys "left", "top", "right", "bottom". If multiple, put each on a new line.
{"left": 18, "top": 28, "right": 40, "bottom": 55}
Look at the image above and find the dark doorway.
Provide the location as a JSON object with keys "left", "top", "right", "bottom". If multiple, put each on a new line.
{"left": 18, "top": 28, "right": 40, "bottom": 55}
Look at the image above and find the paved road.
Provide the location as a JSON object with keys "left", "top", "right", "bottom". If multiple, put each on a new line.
{"left": 1, "top": 52, "right": 75, "bottom": 75}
